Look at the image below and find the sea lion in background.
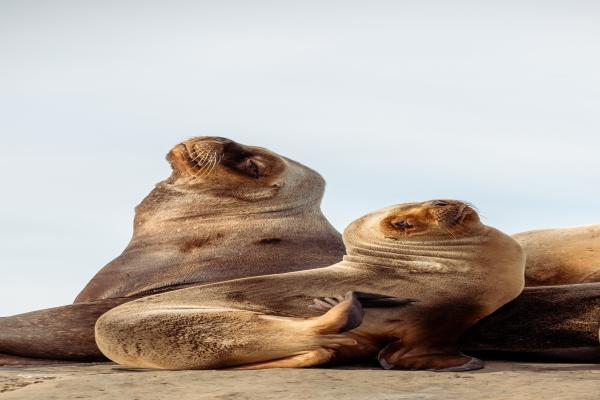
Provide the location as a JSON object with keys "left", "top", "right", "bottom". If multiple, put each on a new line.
{"left": 461, "top": 283, "right": 600, "bottom": 362}
{"left": 513, "top": 224, "right": 600, "bottom": 286}
{"left": 95, "top": 199, "right": 525, "bottom": 371}
{"left": 0, "top": 136, "right": 344, "bottom": 365}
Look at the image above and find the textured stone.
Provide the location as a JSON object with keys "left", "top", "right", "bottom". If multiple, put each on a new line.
{"left": 1, "top": 362, "right": 599, "bottom": 400}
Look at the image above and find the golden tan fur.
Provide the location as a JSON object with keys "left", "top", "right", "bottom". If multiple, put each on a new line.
{"left": 95, "top": 200, "right": 525, "bottom": 371}
{"left": 0, "top": 136, "right": 344, "bottom": 365}
{"left": 513, "top": 224, "right": 600, "bottom": 286}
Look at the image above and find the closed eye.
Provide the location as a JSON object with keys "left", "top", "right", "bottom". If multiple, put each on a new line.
{"left": 247, "top": 159, "right": 260, "bottom": 179}
{"left": 392, "top": 220, "right": 411, "bottom": 229}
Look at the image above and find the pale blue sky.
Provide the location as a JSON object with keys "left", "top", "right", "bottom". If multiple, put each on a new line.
{"left": 1, "top": 1, "right": 599, "bottom": 315}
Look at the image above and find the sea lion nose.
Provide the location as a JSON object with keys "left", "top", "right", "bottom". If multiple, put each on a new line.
{"left": 432, "top": 200, "right": 449, "bottom": 206}
{"left": 190, "top": 136, "right": 232, "bottom": 145}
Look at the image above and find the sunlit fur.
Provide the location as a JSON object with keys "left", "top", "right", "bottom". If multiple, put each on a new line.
{"left": 76, "top": 136, "right": 343, "bottom": 301}
{"left": 0, "top": 137, "right": 345, "bottom": 366}
{"left": 513, "top": 224, "right": 600, "bottom": 286}
{"left": 95, "top": 200, "right": 525, "bottom": 371}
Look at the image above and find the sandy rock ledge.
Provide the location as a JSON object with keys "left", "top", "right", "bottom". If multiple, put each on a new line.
{"left": 1, "top": 362, "right": 599, "bottom": 400}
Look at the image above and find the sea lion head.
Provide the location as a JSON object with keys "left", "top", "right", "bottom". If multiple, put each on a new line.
{"left": 378, "top": 199, "right": 483, "bottom": 240}
{"left": 164, "top": 136, "right": 325, "bottom": 205}
{"left": 344, "top": 200, "right": 486, "bottom": 249}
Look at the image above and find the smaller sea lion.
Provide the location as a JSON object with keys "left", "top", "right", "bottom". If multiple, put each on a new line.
{"left": 95, "top": 199, "right": 525, "bottom": 371}
{"left": 513, "top": 224, "right": 600, "bottom": 286}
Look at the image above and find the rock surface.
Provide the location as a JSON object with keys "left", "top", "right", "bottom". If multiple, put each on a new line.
{"left": 1, "top": 362, "right": 599, "bottom": 399}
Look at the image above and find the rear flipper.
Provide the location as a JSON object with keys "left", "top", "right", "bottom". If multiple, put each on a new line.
{"left": 378, "top": 340, "right": 483, "bottom": 372}
{"left": 309, "top": 291, "right": 416, "bottom": 311}
{"left": 231, "top": 295, "right": 364, "bottom": 370}
{"left": 0, "top": 298, "right": 131, "bottom": 364}
{"left": 309, "top": 293, "right": 481, "bottom": 372}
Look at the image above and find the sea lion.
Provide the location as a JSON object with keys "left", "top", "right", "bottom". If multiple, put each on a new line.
{"left": 513, "top": 224, "right": 600, "bottom": 286}
{"left": 0, "top": 136, "right": 344, "bottom": 365}
{"left": 461, "top": 283, "right": 600, "bottom": 362}
{"left": 95, "top": 199, "right": 525, "bottom": 371}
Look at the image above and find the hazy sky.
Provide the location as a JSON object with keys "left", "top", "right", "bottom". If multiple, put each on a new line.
{"left": 1, "top": 1, "right": 599, "bottom": 315}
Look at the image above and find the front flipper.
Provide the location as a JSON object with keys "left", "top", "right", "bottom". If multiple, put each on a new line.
{"left": 377, "top": 340, "right": 483, "bottom": 371}
{"left": 309, "top": 291, "right": 416, "bottom": 311}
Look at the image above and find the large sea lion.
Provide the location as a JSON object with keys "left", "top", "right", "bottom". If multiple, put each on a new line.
{"left": 513, "top": 224, "right": 600, "bottom": 286}
{"left": 0, "top": 136, "right": 344, "bottom": 365}
{"left": 95, "top": 199, "right": 525, "bottom": 371}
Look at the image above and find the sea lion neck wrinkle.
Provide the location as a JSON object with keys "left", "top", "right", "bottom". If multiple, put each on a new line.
{"left": 133, "top": 181, "right": 321, "bottom": 233}
{"left": 133, "top": 157, "right": 323, "bottom": 232}
{"left": 342, "top": 218, "right": 492, "bottom": 272}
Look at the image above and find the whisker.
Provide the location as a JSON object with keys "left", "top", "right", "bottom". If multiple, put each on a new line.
{"left": 180, "top": 144, "right": 224, "bottom": 184}
{"left": 443, "top": 225, "right": 457, "bottom": 239}
{"left": 210, "top": 152, "right": 223, "bottom": 175}
{"left": 185, "top": 151, "right": 213, "bottom": 182}
{"left": 199, "top": 152, "right": 218, "bottom": 179}
{"left": 461, "top": 200, "right": 480, "bottom": 213}
{"left": 191, "top": 147, "right": 211, "bottom": 166}
{"left": 197, "top": 154, "right": 214, "bottom": 180}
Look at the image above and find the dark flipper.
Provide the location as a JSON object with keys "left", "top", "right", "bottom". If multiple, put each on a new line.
{"left": 310, "top": 291, "right": 415, "bottom": 311}
{"left": 0, "top": 297, "right": 133, "bottom": 363}
{"left": 352, "top": 292, "right": 417, "bottom": 308}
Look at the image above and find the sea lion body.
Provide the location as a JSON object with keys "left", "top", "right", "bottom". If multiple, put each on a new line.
{"left": 0, "top": 137, "right": 344, "bottom": 364}
{"left": 513, "top": 224, "right": 600, "bottom": 286}
{"left": 96, "top": 200, "right": 525, "bottom": 370}
{"left": 461, "top": 283, "right": 600, "bottom": 362}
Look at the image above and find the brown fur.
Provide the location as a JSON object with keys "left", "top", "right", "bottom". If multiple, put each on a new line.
{"left": 513, "top": 224, "right": 600, "bottom": 286}
{"left": 0, "top": 137, "right": 344, "bottom": 365}
{"left": 461, "top": 283, "right": 600, "bottom": 362}
{"left": 95, "top": 200, "right": 525, "bottom": 371}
